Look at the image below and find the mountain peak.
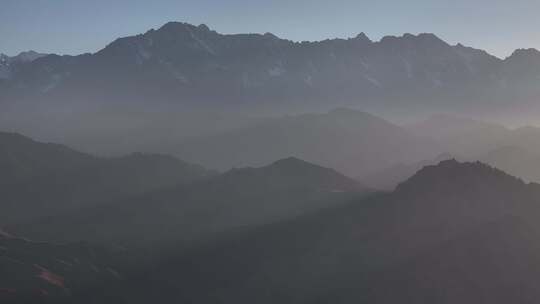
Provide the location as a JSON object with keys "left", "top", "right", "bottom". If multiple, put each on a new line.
{"left": 509, "top": 48, "right": 540, "bottom": 58}
{"left": 2, "top": 20, "right": 539, "bottom": 116}
{"left": 159, "top": 21, "right": 197, "bottom": 32}
{"left": 504, "top": 48, "right": 540, "bottom": 67}
{"left": 412, "top": 159, "right": 496, "bottom": 177}
{"left": 416, "top": 32, "right": 441, "bottom": 40}
{"left": 197, "top": 23, "right": 210, "bottom": 31}
{"left": 414, "top": 33, "right": 449, "bottom": 48}
{"left": 223, "top": 157, "right": 365, "bottom": 193}
{"left": 502, "top": 48, "right": 540, "bottom": 74}
{"left": 263, "top": 32, "right": 280, "bottom": 40}
{"left": 352, "top": 32, "right": 372, "bottom": 43}
{"left": 155, "top": 21, "right": 216, "bottom": 36}
{"left": 505, "top": 48, "right": 540, "bottom": 65}
{"left": 328, "top": 107, "right": 370, "bottom": 116}
{"left": 0, "top": 50, "right": 47, "bottom": 65}
{"left": 13, "top": 50, "right": 48, "bottom": 62}
{"left": 396, "top": 160, "right": 526, "bottom": 195}
{"left": 270, "top": 156, "right": 314, "bottom": 168}
{"left": 380, "top": 32, "right": 446, "bottom": 46}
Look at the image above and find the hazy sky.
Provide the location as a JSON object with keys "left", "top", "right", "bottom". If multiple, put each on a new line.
{"left": 1, "top": 0, "right": 539, "bottom": 58}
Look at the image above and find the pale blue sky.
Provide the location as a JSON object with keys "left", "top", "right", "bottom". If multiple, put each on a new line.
{"left": 1, "top": 0, "right": 539, "bottom": 58}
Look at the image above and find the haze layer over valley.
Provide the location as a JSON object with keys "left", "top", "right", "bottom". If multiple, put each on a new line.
{"left": 2, "top": 10, "right": 540, "bottom": 303}
{"left": 1, "top": 22, "right": 540, "bottom": 157}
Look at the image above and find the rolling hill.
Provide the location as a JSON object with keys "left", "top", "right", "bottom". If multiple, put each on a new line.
{"left": 11, "top": 157, "right": 368, "bottom": 247}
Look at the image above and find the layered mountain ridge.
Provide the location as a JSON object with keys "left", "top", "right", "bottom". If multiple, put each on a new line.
{"left": 0, "top": 131, "right": 214, "bottom": 226}
{"left": 11, "top": 155, "right": 367, "bottom": 246}
{"left": 66, "top": 159, "right": 540, "bottom": 304}
{"left": 3, "top": 131, "right": 540, "bottom": 303}
{"left": 1, "top": 22, "right": 539, "bottom": 113}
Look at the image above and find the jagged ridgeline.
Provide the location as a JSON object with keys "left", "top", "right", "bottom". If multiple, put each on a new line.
{"left": 1, "top": 22, "right": 539, "bottom": 111}
{"left": 2, "top": 15, "right": 540, "bottom": 304}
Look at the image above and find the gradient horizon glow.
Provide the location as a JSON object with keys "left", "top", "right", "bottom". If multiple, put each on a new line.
{"left": 1, "top": 0, "right": 539, "bottom": 58}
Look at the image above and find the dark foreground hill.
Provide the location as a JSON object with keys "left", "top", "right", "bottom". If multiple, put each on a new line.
{"left": 61, "top": 160, "right": 540, "bottom": 304}
{"left": 12, "top": 157, "right": 368, "bottom": 247}
{"left": 5, "top": 147, "right": 540, "bottom": 303}
{"left": 1, "top": 156, "right": 368, "bottom": 304}
{"left": 0, "top": 232, "right": 127, "bottom": 304}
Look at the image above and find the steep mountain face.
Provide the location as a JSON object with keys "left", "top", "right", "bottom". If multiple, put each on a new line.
{"left": 75, "top": 160, "right": 540, "bottom": 304}
{"left": 175, "top": 108, "right": 441, "bottom": 177}
{"left": 1, "top": 22, "right": 539, "bottom": 113}
{"left": 12, "top": 157, "right": 368, "bottom": 246}
{"left": 0, "top": 132, "right": 214, "bottom": 226}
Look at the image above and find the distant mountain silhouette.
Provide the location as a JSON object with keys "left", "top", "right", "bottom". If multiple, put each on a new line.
{"left": 1, "top": 22, "right": 539, "bottom": 114}
{"left": 0, "top": 131, "right": 94, "bottom": 185}
{"left": 70, "top": 159, "right": 540, "bottom": 304}
{"left": 0, "top": 132, "right": 213, "bottom": 226}
{"left": 4, "top": 19, "right": 540, "bottom": 304}
{"left": 2, "top": 23, "right": 539, "bottom": 158}
{"left": 481, "top": 146, "right": 540, "bottom": 183}
{"left": 406, "top": 114, "right": 540, "bottom": 183}
{"left": 174, "top": 108, "right": 440, "bottom": 177}
{"left": 359, "top": 153, "right": 456, "bottom": 190}
{"left": 12, "top": 157, "right": 368, "bottom": 246}
{"left": 505, "top": 125, "right": 540, "bottom": 154}
{"left": 406, "top": 113, "right": 512, "bottom": 156}
{"left": 0, "top": 51, "right": 47, "bottom": 80}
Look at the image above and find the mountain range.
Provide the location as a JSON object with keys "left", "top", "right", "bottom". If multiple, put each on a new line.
{"left": 3, "top": 17, "right": 540, "bottom": 304}
{"left": 1, "top": 22, "right": 539, "bottom": 117}
{"left": 0, "top": 132, "right": 367, "bottom": 247}
{"left": 174, "top": 108, "right": 440, "bottom": 177}
{"left": 9, "top": 156, "right": 367, "bottom": 247}
{"left": 359, "top": 114, "right": 540, "bottom": 189}
{"left": 0, "top": 132, "right": 214, "bottom": 226}
{"left": 2, "top": 22, "right": 539, "bottom": 161}
{"left": 0, "top": 51, "right": 47, "bottom": 80}
{"left": 4, "top": 131, "right": 540, "bottom": 303}
{"left": 52, "top": 159, "right": 540, "bottom": 304}
{"left": 405, "top": 114, "right": 540, "bottom": 183}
